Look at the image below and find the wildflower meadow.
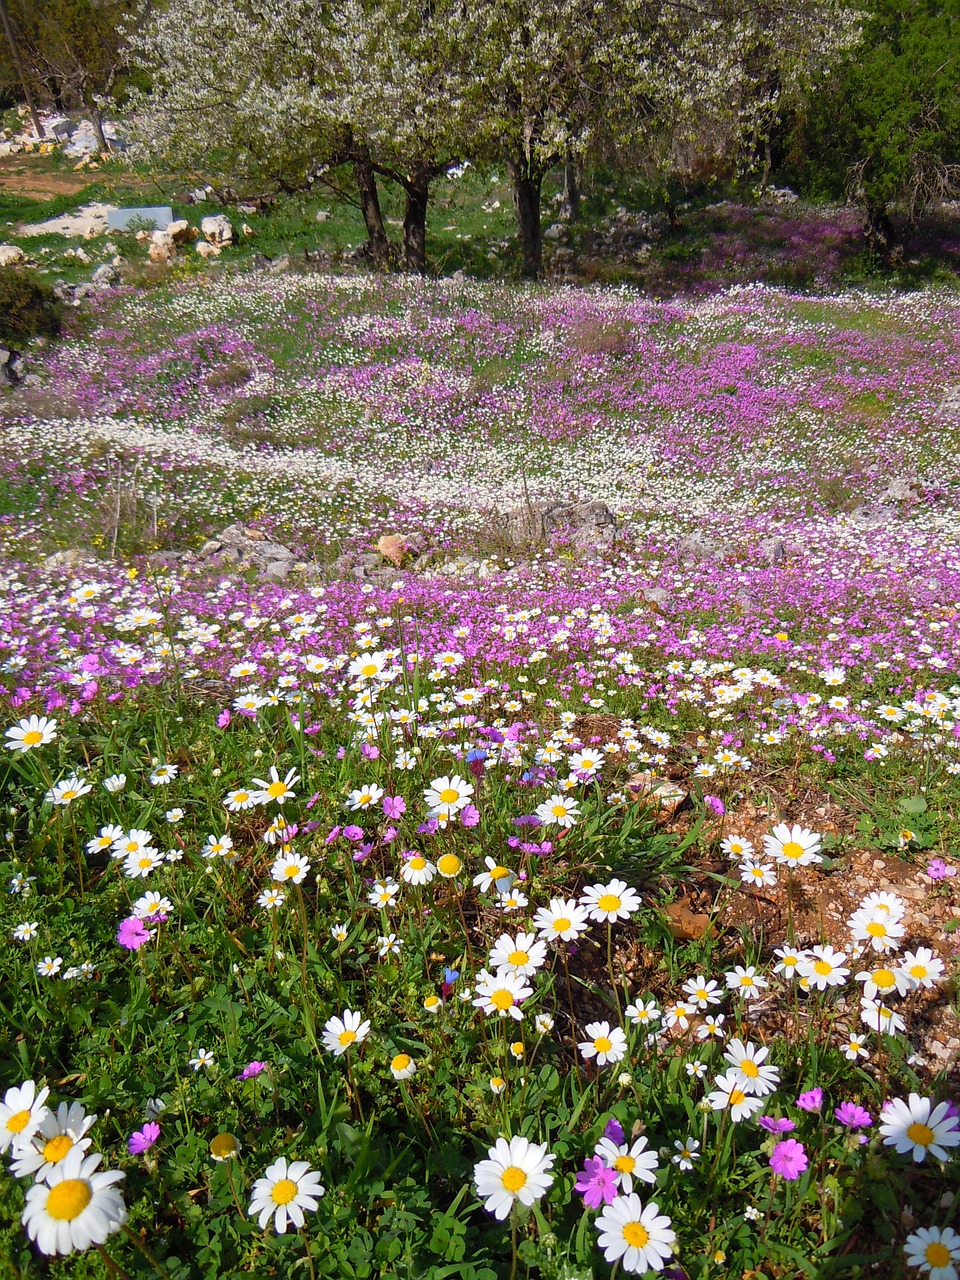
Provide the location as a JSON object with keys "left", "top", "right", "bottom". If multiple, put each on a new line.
{"left": 1, "top": 267, "right": 959, "bottom": 1279}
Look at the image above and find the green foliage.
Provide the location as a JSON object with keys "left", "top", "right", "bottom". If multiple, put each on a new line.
{"left": 0, "top": 267, "right": 62, "bottom": 346}
{"left": 783, "top": 0, "right": 960, "bottom": 215}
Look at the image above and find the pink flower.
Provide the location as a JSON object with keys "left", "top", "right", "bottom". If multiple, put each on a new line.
{"left": 343, "top": 825, "right": 364, "bottom": 841}
{"left": 759, "top": 1116, "right": 796, "bottom": 1134}
{"left": 237, "top": 1061, "right": 266, "bottom": 1080}
{"left": 834, "top": 1102, "right": 872, "bottom": 1130}
{"left": 360, "top": 743, "right": 379, "bottom": 759}
{"left": 383, "top": 795, "right": 406, "bottom": 819}
{"left": 217, "top": 709, "right": 231, "bottom": 728}
{"left": 796, "top": 1088, "right": 823, "bottom": 1112}
{"left": 127, "top": 1122, "right": 160, "bottom": 1154}
{"left": 704, "top": 795, "right": 725, "bottom": 816}
{"left": 460, "top": 804, "right": 480, "bottom": 828}
{"left": 117, "top": 917, "right": 151, "bottom": 951}
{"left": 574, "top": 1156, "right": 619, "bottom": 1207}
{"left": 770, "top": 1138, "right": 807, "bottom": 1179}
{"left": 926, "top": 859, "right": 956, "bottom": 881}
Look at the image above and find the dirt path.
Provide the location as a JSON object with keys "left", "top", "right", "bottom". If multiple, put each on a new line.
{"left": 0, "top": 162, "right": 95, "bottom": 201}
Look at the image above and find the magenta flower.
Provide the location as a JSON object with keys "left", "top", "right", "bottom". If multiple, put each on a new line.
{"left": 704, "top": 795, "right": 725, "bottom": 816}
{"left": 796, "top": 1088, "right": 823, "bottom": 1112}
{"left": 759, "top": 1116, "right": 796, "bottom": 1134}
{"left": 216, "top": 709, "right": 231, "bottom": 728}
{"left": 834, "top": 1102, "right": 872, "bottom": 1130}
{"left": 237, "top": 1061, "right": 266, "bottom": 1080}
{"left": 117, "top": 917, "right": 150, "bottom": 950}
{"left": 770, "top": 1138, "right": 808, "bottom": 1180}
{"left": 127, "top": 1122, "right": 160, "bottom": 1154}
{"left": 343, "top": 825, "right": 364, "bottom": 841}
{"left": 574, "top": 1156, "right": 619, "bottom": 1207}
{"left": 926, "top": 859, "right": 956, "bottom": 880}
{"left": 460, "top": 804, "right": 480, "bottom": 828}
{"left": 383, "top": 795, "right": 406, "bottom": 818}
{"left": 603, "top": 1116, "right": 625, "bottom": 1144}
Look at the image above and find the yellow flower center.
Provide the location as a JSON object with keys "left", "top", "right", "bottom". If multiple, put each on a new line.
{"left": 338, "top": 1030, "right": 357, "bottom": 1047}
{"left": 210, "top": 1133, "right": 239, "bottom": 1159}
{"left": 781, "top": 841, "right": 804, "bottom": 860}
{"left": 439, "top": 787, "right": 459, "bottom": 804}
{"left": 501, "top": 1166, "right": 527, "bottom": 1193}
{"left": 740, "top": 1059, "right": 759, "bottom": 1078}
{"left": 866, "top": 922, "right": 887, "bottom": 938}
{"left": 814, "top": 960, "right": 833, "bottom": 976}
{"left": 391, "top": 1054, "right": 411, "bottom": 1073}
{"left": 489, "top": 866, "right": 509, "bottom": 881}
{"left": 22, "top": 730, "right": 42, "bottom": 745}
{"left": 614, "top": 1155, "right": 635, "bottom": 1173}
{"left": 907, "top": 1121, "right": 934, "bottom": 1147}
{"left": 234, "top": 792, "right": 249, "bottom": 803}
{"left": 508, "top": 949, "right": 529, "bottom": 967}
{"left": 437, "top": 854, "right": 461, "bottom": 877}
{"left": 46, "top": 1179, "right": 92, "bottom": 1221}
{"left": 623, "top": 1222, "right": 650, "bottom": 1248}
{"left": 62, "top": 790, "right": 78, "bottom": 801}
{"left": 553, "top": 918, "right": 571, "bottom": 933}
{"left": 284, "top": 865, "right": 299, "bottom": 878}
{"left": 909, "top": 964, "right": 926, "bottom": 979}
{"left": 270, "top": 1178, "right": 298, "bottom": 1205}
{"left": 138, "top": 857, "right": 153, "bottom": 869}
{"left": 491, "top": 989, "right": 514, "bottom": 1011}
{"left": 267, "top": 781, "right": 287, "bottom": 798}
{"left": 729, "top": 1088, "right": 747, "bottom": 1107}
{"left": 740, "top": 977, "right": 755, "bottom": 988}
{"left": 594, "top": 1036, "right": 613, "bottom": 1054}
{"left": 551, "top": 805, "right": 567, "bottom": 817}
{"left": 361, "top": 663, "right": 378, "bottom": 676}
{"left": 873, "top": 968, "right": 895, "bottom": 987}
{"left": 42, "top": 1135, "right": 74, "bottom": 1164}
{"left": 409, "top": 857, "right": 426, "bottom": 871}
{"left": 597, "top": 894, "right": 621, "bottom": 913}
{"left": 511, "top": 1042, "right": 524, "bottom": 1056}
{"left": 926, "top": 1243, "right": 952, "bottom": 1268}
{"left": 5, "top": 1109, "right": 31, "bottom": 1134}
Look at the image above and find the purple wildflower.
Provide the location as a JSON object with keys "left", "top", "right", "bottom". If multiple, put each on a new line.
{"left": 834, "top": 1102, "right": 872, "bottom": 1130}
{"left": 237, "top": 1061, "right": 267, "bottom": 1081}
{"left": 603, "top": 1116, "right": 625, "bottom": 1143}
{"left": 117, "top": 917, "right": 150, "bottom": 951}
{"left": 759, "top": 1116, "right": 796, "bottom": 1134}
{"left": 383, "top": 795, "right": 406, "bottom": 818}
{"left": 574, "top": 1156, "right": 619, "bottom": 1207}
{"left": 770, "top": 1138, "right": 808, "bottom": 1179}
{"left": 796, "top": 1088, "right": 823, "bottom": 1112}
{"left": 460, "top": 804, "right": 480, "bottom": 827}
{"left": 127, "top": 1122, "right": 160, "bottom": 1154}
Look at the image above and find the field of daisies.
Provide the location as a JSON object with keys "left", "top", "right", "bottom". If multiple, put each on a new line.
{"left": 0, "top": 267, "right": 960, "bottom": 1279}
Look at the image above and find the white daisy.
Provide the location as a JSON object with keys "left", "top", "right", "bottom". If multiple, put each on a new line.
{"left": 248, "top": 1158, "right": 325, "bottom": 1233}
{"left": 473, "top": 1135, "right": 555, "bottom": 1220}
{"left": 21, "top": 1149, "right": 125, "bottom": 1255}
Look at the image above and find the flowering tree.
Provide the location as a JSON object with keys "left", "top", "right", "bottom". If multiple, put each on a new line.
{"left": 125, "top": 0, "right": 394, "bottom": 269}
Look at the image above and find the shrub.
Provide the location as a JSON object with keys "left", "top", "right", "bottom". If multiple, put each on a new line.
{"left": 0, "top": 267, "right": 63, "bottom": 346}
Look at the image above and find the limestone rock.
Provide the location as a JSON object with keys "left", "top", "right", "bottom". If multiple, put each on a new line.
{"left": 196, "top": 242, "right": 221, "bottom": 260}
{"left": 201, "top": 215, "right": 233, "bottom": 246}
{"left": 486, "top": 499, "right": 616, "bottom": 552}
{"left": 0, "top": 245, "right": 25, "bottom": 267}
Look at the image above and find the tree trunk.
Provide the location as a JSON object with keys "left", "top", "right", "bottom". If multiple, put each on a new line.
{"left": 507, "top": 159, "right": 543, "bottom": 279}
{"left": 401, "top": 173, "right": 430, "bottom": 274}
{"left": 352, "top": 144, "right": 391, "bottom": 271}
{"left": 864, "top": 203, "right": 903, "bottom": 266}
{"left": 560, "top": 157, "right": 581, "bottom": 221}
